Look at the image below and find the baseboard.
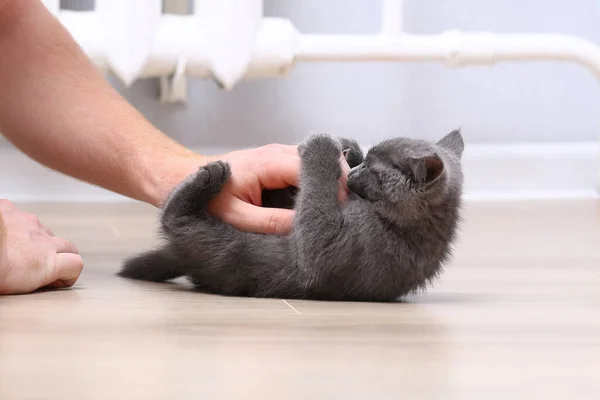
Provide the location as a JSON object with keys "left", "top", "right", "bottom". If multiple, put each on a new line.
{"left": 1, "top": 142, "right": 598, "bottom": 202}
{"left": 458, "top": 141, "right": 599, "bottom": 201}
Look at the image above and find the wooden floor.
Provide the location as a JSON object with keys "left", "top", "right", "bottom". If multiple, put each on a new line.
{"left": 1, "top": 200, "right": 599, "bottom": 399}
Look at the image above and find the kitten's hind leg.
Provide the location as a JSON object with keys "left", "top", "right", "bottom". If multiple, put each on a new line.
{"left": 161, "top": 160, "right": 231, "bottom": 232}
{"left": 118, "top": 248, "right": 185, "bottom": 282}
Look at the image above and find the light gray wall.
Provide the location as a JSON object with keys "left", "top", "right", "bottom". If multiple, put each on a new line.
{"left": 3, "top": 0, "right": 600, "bottom": 150}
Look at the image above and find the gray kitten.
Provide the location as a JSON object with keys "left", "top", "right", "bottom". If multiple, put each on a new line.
{"left": 118, "top": 130, "right": 464, "bottom": 302}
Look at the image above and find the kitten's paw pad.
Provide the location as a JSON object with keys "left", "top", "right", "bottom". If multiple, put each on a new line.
{"left": 299, "top": 133, "right": 342, "bottom": 158}
{"left": 194, "top": 160, "right": 231, "bottom": 190}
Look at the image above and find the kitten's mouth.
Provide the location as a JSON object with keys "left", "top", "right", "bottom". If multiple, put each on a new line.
{"left": 346, "top": 177, "right": 364, "bottom": 199}
{"left": 347, "top": 164, "right": 364, "bottom": 189}
{"left": 347, "top": 164, "right": 373, "bottom": 201}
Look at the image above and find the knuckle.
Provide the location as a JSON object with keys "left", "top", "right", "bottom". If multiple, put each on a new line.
{"left": 70, "top": 242, "right": 80, "bottom": 255}
{"left": 24, "top": 212, "right": 40, "bottom": 224}
{"left": 260, "top": 143, "right": 283, "bottom": 155}
{"left": 267, "top": 212, "right": 292, "bottom": 234}
{"left": 255, "top": 146, "right": 268, "bottom": 157}
{"left": 268, "top": 213, "right": 280, "bottom": 233}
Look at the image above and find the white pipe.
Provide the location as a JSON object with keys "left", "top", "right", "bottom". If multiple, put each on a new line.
{"left": 295, "top": 32, "right": 600, "bottom": 80}
{"left": 381, "top": 0, "right": 403, "bottom": 35}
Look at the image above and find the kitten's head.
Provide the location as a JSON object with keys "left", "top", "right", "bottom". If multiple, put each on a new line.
{"left": 347, "top": 129, "right": 464, "bottom": 218}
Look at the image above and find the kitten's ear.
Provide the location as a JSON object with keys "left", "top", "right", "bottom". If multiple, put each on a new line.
{"left": 410, "top": 153, "right": 444, "bottom": 185}
{"left": 437, "top": 128, "right": 464, "bottom": 159}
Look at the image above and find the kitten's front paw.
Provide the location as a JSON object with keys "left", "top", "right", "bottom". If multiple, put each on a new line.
{"left": 193, "top": 161, "right": 231, "bottom": 194}
{"left": 298, "top": 133, "right": 342, "bottom": 159}
{"left": 161, "top": 160, "right": 231, "bottom": 226}
{"left": 298, "top": 133, "right": 344, "bottom": 181}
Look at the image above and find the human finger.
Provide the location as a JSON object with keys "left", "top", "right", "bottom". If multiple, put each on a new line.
{"left": 338, "top": 182, "right": 349, "bottom": 204}
{"left": 0, "top": 199, "right": 14, "bottom": 212}
{"left": 45, "top": 280, "right": 70, "bottom": 289}
{"left": 337, "top": 154, "right": 350, "bottom": 203}
{"left": 51, "top": 236, "right": 79, "bottom": 254}
{"left": 221, "top": 197, "right": 295, "bottom": 235}
{"left": 257, "top": 154, "right": 301, "bottom": 189}
{"left": 339, "top": 153, "right": 350, "bottom": 183}
{"left": 46, "top": 252, "right": 84, "bottom": 288}
{"left": 262, "top": 143, "right": 298, "bottom": 157}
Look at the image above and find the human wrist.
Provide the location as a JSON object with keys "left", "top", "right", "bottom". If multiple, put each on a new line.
{"left": 137, "top": 145, "right": 210, "bottom": 208}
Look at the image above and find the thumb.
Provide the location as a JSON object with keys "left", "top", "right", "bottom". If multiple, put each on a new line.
{"left": 338, "top": 154, "right": 351, "bottom": 204}
{"left": 46, "top": 252, "right": 84, "bottom": 288}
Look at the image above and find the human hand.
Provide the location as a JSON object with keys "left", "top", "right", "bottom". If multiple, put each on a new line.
{"left": 0, "top": 200, "right": 84, "bottom": 295}
{"left": 159, "top": 144, "right": 350, "bottom": 235}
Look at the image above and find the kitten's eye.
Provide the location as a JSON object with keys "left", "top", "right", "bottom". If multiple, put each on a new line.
{"left": 390, "top": 162, "right": 406, "bottom": 173}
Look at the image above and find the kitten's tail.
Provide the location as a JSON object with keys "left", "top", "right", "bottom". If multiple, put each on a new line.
{"left": 118, "top": 248, "right": 186, "bottom": 282}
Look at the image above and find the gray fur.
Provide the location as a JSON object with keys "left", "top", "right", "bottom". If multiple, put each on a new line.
{"left": 118, "top": 130, "right": 464, "bottom": 302}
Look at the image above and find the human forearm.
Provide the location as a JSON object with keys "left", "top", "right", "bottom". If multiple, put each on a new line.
{"left": 0, "top": 0, "right": 198, "bottom": 206}
{"left": 0, "top": 0, "right": 352, "bottom": 237}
